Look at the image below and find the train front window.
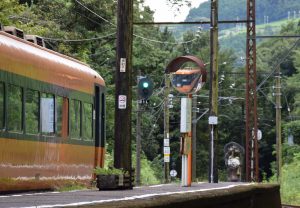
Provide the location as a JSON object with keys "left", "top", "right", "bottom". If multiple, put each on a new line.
{"left": 7, "top": 85, "right": 23, "bottom": 132}
{"left": 25, "top": 89, "right": 39, "bottom": 134}
{"left": 41, "top": 93, "right": 55, "bottom": 135}
{"left": 82, "top": 103, "right": 93, "bottom": 141}
{"left": 0, "top": 82, "right": 4, "bottom": 129}
{"left": 70, "top": 99, "right": 81, "bottom": 139}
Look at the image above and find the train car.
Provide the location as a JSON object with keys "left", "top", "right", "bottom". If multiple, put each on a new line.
{"left": 0, "top": 28, "right": 106, "bottom": 192}
{"left": 171, "top": 69, "right": 206, "bottom": 94}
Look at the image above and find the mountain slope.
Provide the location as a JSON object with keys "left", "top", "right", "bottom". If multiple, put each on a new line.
{"left": 186, "top": 0, "right": 300, "bottom": 26}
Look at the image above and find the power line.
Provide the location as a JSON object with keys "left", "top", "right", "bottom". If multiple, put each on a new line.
{"left": 75, "top": 0, "right": 199, "bottom": 45}
{"left": 133, "top": 34, "right": 198, "bottom": 45}
{"left": 43, "top": 32, "right": 116, "bottom": 42}
{"left": 74, "top": 0, "right": 116, "bottom": 27}
{"left": 257, "top": 38, "right": 300, "bottom": 91}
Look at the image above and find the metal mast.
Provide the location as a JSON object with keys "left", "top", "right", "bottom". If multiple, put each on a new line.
{"left": 245, "top": 0, "right": 259, "bottom": 182}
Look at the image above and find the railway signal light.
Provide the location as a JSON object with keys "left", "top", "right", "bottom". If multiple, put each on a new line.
{"left": 138, "top": 77, "right": 153, "bottom": 100}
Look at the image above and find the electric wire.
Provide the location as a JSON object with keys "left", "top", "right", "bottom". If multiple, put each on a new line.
{"left": 74, "top": 0, "right": 199, "bottom": 45}
{"left": 74, "top": 0, "right": 116, "bottom": 27}
{"left": 43, "top": 32, "right": 116, "bottom": 42}
{"left": 257, "top": 38, "right": 300, "bottom": 91}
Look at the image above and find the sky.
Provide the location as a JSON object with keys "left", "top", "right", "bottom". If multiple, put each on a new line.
{"left": 143, "top": 0, "right": 208, "bottom": 22}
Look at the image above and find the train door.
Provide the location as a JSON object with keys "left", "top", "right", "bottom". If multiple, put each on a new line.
{"left": 94, "top": 85, "right": 105, "bottom": 168}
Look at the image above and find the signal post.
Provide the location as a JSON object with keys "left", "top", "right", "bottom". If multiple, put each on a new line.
{"left": 166, "top": 56, "right": 206, "bottom": 187}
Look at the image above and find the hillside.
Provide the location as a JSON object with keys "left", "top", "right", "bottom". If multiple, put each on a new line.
{"left": 186, "top": 0, "right": 300, "bottom": 27}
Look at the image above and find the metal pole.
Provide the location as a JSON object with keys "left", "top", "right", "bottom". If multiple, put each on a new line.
{"left": 192, "top": 96, "right": 197, "bottom": 181}
{"left": 245, "top": 0, "right": 258, "bottom": 182}
{"left": 209, "top": 0, "right": 219, "bottom": 183}
{"left": 114, "top": 0, "right": 133, "bottom": 187}
{"left": 164, "top": 75, "right": 170, "bottom": 183}
{"left": 275, "top": 68, "right": 282, "bottom": 182}
{"left": 136, "top": 70, "right": 142, "bottom": 186}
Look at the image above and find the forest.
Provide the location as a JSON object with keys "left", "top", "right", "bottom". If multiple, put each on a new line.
{"left": 186, "top": 0, "right": 300, "bottom": 25}
{"left": 0, "top": 0, "right": 299, "bottom": 205}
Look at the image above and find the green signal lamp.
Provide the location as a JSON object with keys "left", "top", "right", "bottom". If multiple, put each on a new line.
{"left": 138, "top": 77, "right": 153, "bottom": 100}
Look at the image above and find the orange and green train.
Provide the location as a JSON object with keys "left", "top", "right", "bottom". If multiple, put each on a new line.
{"left": 0, "top": 30, "right": 106, "bottom": 192}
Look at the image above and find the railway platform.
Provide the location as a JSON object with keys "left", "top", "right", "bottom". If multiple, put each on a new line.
{"left": 0, "top": 182, "right": 280, "bottom": 208}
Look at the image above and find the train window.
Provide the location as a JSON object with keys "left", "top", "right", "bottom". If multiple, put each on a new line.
{"left": 56, "top": 96, "right": 63, "bottom": 137}
{"left": 82, "top": 103, "right": 93, "bottom": 141}
{"left": 41, "top": 93, "right": 54, "bottom": 135}
{"left": 0, "top": 82, "right": 4, "bottom": 129}
{"left": 70, "top": 99, "right": 81, "bottom": 139}
{"left": 7, "top": 85, "right": 23, "bottom": 132}
{"left": 25, "top": 89, "right": 39, "bottom": 134}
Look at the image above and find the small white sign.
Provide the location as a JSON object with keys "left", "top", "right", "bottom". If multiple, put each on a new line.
{"left": 252, "top": 129, "right": 262, "bottom": 141}
{"left": 118, "top": 95, "right": 127, "bottom": 109}
{"left": 164, "top": 139, "right": 170, "bottom": 147}
{"left": 120, "top": 58, "right": 126, "bottom": 72}
{"left": 164, "top": 147, "right": 170, "bottom": 154}
{"left": 170, "top": 170, "right": 177, "bottom": 177}
{"left": 164, "top": 155, "right": 170, "bottom": 162}
{"left": 209, "top": 116, "right": 218, "bottom": 125}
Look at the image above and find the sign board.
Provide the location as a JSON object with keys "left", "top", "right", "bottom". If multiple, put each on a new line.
{"left": 252, "top": 129, "right": 262, "bottom": 141}
{"left": 41, "top": 98, "right": 54, "bottom": 133}
{"left": 170, "top": 170, "right": 177, "bottom": 177}
{"left": 164, "top": 155, "right": 170, "bottom": 162}
{"left": 208, "top": 116, "right": 218, "bottom": 125}
{"left": 164, "top": 147, "right": 170, "bottom": 154}
{"left": 180, "top": 97, "right": 192, "bottom": 133}
{"left": 120, "top": 58, "right": 126, "bottom": 72}
{"left": 118, "top": 95, "right": 127, "bottom": 109}
{"left": 164, "top": 139, "right": 170, "bottom": 147}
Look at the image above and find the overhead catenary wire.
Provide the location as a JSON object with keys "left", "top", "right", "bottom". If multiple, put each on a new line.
{"left": 74, "top": 0, "right": 116, "bottom": 27}
{"left": 74, "top": 0, "right": 199, "bottom": 45}
{"left": 257, "top": 38, "right": 300, "bottom": 91}
{"left": 43, "top": 32, "right": 116, "bottom": 42}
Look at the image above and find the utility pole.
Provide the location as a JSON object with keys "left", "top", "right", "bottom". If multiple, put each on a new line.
{"left": 275, "top": 67, "right": 282, "bottom": 182}
{"left": 192, "top": 95, "right": 197, "bottom": 181}
{"left": 114, "top": 0, "right": 133, "bottom": 187}
{"left": 209, "top": 0, "right": 219, "bottom": 183}
{"left": 164, "top": 75, "right": 170, "bottom": 183}
{"left": 136, "top": 70, "right": 142, "bottom": 186}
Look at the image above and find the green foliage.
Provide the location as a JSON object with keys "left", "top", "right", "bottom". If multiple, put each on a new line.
{"left": 186, "top": 0, "right": 300, "bottom": 26}
{"left": 269, "top": 149, "right": 300, "bottom": 205}
{"left": 94, "top": 167, "right": 124, "bottom": 175}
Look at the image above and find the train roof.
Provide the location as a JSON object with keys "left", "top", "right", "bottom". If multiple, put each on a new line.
{"left": 0, "top": 31, "right": 105, "bottom": 94}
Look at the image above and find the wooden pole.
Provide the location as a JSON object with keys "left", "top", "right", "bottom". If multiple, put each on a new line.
{"left": 114, "top": 0, "right": 133, "bottom": 186}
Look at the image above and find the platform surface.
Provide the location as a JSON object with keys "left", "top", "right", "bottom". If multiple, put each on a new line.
{"left": 0, "top": 182, "right": 254, "bottom": 208}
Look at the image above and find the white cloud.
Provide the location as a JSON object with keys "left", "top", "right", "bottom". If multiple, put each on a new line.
{"left": 143, "top": 0, "right": 208, "bottom": 22}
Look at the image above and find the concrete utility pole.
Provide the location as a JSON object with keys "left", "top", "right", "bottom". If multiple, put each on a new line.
{"left": 209, "top": 0, "right": 219, "bottom": 183}
{"left": 114, "top": 0, "right": 133, "bottom": 186}
{"left": 275, "top": 67, "right": 282, "bottom": 182}
{"left": 136, "top": 70, "right": 142, "bottom": 186}
{"left": 164, "top": 75, "right": 170, "bottom": 183}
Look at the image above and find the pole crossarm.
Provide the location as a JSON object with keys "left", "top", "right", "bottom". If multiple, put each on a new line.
{"left": 256, "top": 35, "right": 300, "bottom": 39}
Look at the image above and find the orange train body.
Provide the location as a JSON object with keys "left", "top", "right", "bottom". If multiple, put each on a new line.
{"left": 0, "top": 31, "right": 106, "bottom": 192}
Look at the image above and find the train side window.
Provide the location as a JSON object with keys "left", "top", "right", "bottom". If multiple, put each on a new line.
{"left": 7, "top": 84, "right": 23, "bottom": 132}
{"left": 25, "top": 89, "right": 39, "bottom": 134}
{"left": 70, "top": 99, "right": 81, "bottom": 139}
{"left": 82, "top": 102, "right": 93, "bottom": 141}
{"left": 0, "top": 82, "right": 4, "bottom": 129}
{"left": 41, "top": 93, "right": 55, "bottom": 136}
{"left": 56, "top": 96, "right": 69, "bottom": 138}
